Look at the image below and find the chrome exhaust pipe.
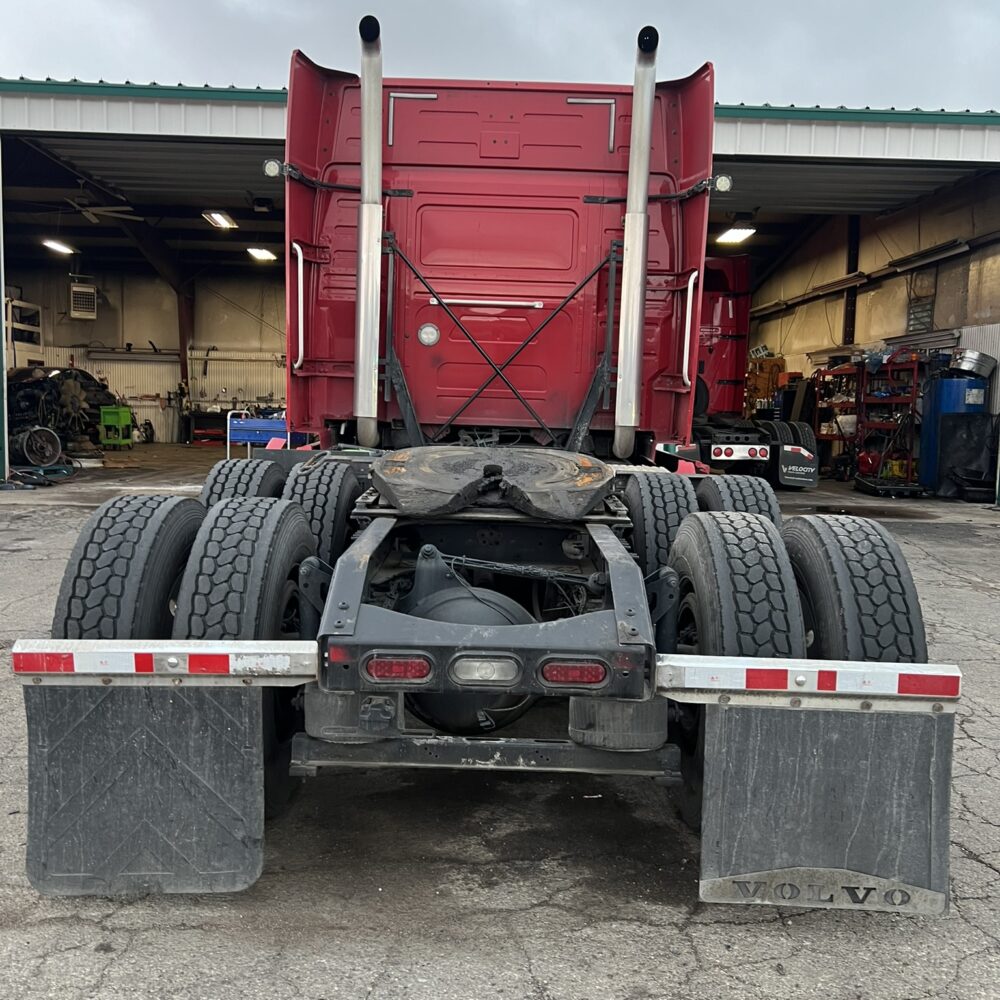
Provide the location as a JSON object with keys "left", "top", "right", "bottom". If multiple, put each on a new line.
{"left": 355, "top": 14, "right": 383, "bottom": 448}
{"left": 613, "top": 25, "right": 658, "bottom": 460}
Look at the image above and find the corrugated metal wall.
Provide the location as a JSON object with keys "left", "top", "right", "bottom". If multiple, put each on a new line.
{"left": 24, "top": 347, "right": 286, "bottom": 443}
{"left": 958, "top": 324, "right": 1000, "bottom": 414}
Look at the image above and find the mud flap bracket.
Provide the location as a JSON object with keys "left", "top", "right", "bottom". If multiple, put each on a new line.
{"left": 24, "top": 686, "right": 264, "bottom": 896}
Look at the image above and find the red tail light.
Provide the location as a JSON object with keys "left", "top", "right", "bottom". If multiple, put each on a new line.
{"left": 712, "top": 446, "right": 723, "bottom": 458}
{"left": 759, "top": 447, "right": 768, "bottom": 459}
{"left": 366, "top": 656, "right": 431, "bottom": 680}
{"left": 748, "top": 447, "right": 757, "bottom": 458}
{"left": 541, "top": 661, "right": 607, "bottom": 685}
{"left": 723, "top": 447, "right": 734, "bottom": 457}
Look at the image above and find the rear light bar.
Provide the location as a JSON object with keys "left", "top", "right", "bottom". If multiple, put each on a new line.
{"left": 710, "top": 444, "right": 768, "bottom": 462}
{"left": 366, "top": 655, "right": 432, "bottom": 681}
{"left": 541, "top": 661, "right": 607, "bottom": 685}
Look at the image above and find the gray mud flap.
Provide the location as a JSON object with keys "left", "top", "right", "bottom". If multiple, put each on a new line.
{"left": 700, "top": 706, "right": 952, "bottom": 914}
{"left": 25, "top": 686, "right": 263, "bottom": 896}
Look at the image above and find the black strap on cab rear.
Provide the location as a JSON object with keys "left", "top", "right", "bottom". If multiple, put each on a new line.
{"left": 388, "top": 238, "right": 562, "bottom": 443}
{"left": 401, "top": 245, "right": 616, "bottom": 444}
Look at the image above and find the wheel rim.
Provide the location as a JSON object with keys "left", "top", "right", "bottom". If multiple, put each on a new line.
{"left": 277, "top": 575, "right": 302, "bottom": 640}
{"left": 676, "top": 587, "right": 701, "bottom": 656}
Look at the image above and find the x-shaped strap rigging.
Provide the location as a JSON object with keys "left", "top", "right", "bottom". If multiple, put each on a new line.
{"left": 389, "top": 238, "right": 613, "bottom": 444}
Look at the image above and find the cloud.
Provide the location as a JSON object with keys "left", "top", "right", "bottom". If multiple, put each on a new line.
{"left": 1, "top": 0, "right": 997, "bottom": 110}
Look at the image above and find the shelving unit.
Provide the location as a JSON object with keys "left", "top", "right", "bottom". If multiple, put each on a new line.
{"left": 856, "top": 354, "right": 922, "bottom": 486}
{"left": 811, "top": 364, "right": 860, "bottom": 461}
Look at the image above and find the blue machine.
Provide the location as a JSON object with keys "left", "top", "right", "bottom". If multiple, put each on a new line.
{"left": 919, "top": 375, "right": 989, "bottom": 489}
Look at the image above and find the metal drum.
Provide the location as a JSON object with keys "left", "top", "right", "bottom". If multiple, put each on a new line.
{"left": 950, "top": 349, "right": 997, "bottom": 379}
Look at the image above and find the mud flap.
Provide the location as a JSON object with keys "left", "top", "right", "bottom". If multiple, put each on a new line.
{"left": 25, "top": 686, "right": 264, "bottom": 896}
{"left": 699, "top": 706, "right": 953, "bottom": 914}
{"left": 776, "top": 444, "right": 818, "bottom": 488}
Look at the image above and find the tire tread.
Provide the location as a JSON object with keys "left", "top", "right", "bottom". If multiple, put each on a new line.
{"left": 200, "top": 459, "right": 286, "bottom": 507}
{"left": 695, "top": 475, "right": 782, "bottom": 526}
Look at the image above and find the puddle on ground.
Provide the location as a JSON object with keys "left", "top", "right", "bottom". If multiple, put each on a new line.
{"left": 800, "top": 504, "right": 938, "bottom": 521}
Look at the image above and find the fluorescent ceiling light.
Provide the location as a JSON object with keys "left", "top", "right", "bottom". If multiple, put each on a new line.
{"left": 716, "top": 225, "right": 756, "bottom": 245}
{"left": 202, "top": 210, "right": 238, "bottom": 229}
{"left": 42, "top": 238, "right": 77, "bottom": 255}
{"left": 247, "top": 247, "right": 277, "bottom": 261}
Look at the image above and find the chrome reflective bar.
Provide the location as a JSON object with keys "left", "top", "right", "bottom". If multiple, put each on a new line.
{"left": 655, "top": 653, "right": 961, "bottom": 714}
{"left": 12, "top": 639, "right": 319, "bottom": 687}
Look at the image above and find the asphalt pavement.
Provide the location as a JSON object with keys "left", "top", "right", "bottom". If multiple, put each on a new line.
{"left": 0, "top": 449, "right": 996, "bottom": 1000}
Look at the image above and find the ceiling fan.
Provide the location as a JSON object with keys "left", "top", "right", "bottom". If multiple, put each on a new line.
{"left": 64, "top": 197, "right": 144, "bottom": 224}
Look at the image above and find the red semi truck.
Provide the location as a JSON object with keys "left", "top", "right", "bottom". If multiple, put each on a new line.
{"left": 692, "top": 256, "right": 818, "bottom": 487}
{"left": 14, "top": 17, "right": 957, "bottom": 914}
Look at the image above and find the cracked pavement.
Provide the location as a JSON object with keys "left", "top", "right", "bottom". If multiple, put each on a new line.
{"left": 0, "top": 454, "right": 997, "bottom": 999}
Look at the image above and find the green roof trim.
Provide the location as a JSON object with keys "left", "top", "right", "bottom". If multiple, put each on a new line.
{"left": 0, "top": 78, "right": 287, "bottom": 103}
{"left": 715, "top": 104, "right": 1000, "bottom": 126}
{"left": 1, "top": 79, "right": 998, "bottom": 126}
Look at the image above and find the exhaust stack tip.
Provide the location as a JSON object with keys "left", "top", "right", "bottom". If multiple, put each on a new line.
{"left": 637, "top": 25, "right": 658, "bottom": 54}
{"left": 359, "top": 14, "right": 381, "bottom": 44}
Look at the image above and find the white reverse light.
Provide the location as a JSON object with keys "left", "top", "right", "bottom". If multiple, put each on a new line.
{"left": 417, "top": 323, "right": 440, "bottom": 346}
{"left": 247, "top": 248, "right": 278, "bottom": 261}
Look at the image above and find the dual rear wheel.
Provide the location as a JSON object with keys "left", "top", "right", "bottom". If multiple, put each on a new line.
{"left": 52, "top": 457, "right": 362, "bottom": 816}
{"left": 665, "top": 510, "right": 927, "bottom": 827}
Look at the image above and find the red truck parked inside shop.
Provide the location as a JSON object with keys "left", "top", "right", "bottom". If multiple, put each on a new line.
{"left": 693, "top": 256, "right": 818, "bottom": 488}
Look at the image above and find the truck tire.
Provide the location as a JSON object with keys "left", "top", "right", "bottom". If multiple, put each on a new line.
{"left": 31, "top": 496, "right": 271, "bottom": 897}
{"left": 53, "top": 494, "right": 205, "bottom": 639}
{"left": 173, "top": 497, "right": 317, "bottom": 817}
{"left": 200, "top": 458, "right": 286, "bottom": 507}
{"left": 755, "top": 419, "right": 792, "bottom": 446}
{"left": 694, "top": 475, "right": 782, "bottom": 528}
{"left": 281, "top": 459, "right": 362, "bottom": 565}
{"left": 667, "top": 512, "right": 807, "bottom": 828}
{"left": 782, "top": 515, "right": 927, "bottom": 662}
{"left": 622, "top": 471, "right": 698, "bottom": 574}
{"left": 789, "top": 421, "right": 817, "bottom": 454}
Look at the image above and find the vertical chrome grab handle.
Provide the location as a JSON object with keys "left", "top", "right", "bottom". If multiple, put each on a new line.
{"left": 291, "top": 241, "right": 305, "bottom": 371}
{"left": 680, "top": 269, "right": 698, "bottom": 388}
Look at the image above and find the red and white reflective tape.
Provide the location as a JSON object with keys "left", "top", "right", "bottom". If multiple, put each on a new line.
{"left": 657, "top": 653, "right": 961, "bottom": 704}
{"left": 11, "top": 640, "right": 318, "bottom": 682}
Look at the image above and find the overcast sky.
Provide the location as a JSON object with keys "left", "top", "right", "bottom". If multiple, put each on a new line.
{"left": 1, "top": 0, "right": 997, "bottom": 111}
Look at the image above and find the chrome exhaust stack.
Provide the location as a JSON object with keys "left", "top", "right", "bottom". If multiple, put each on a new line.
{"left": 613, "top": 26, "right": 658, "bottom": 460}
{"left": 355, "top": 14, "right": 383, "bottom": 448}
